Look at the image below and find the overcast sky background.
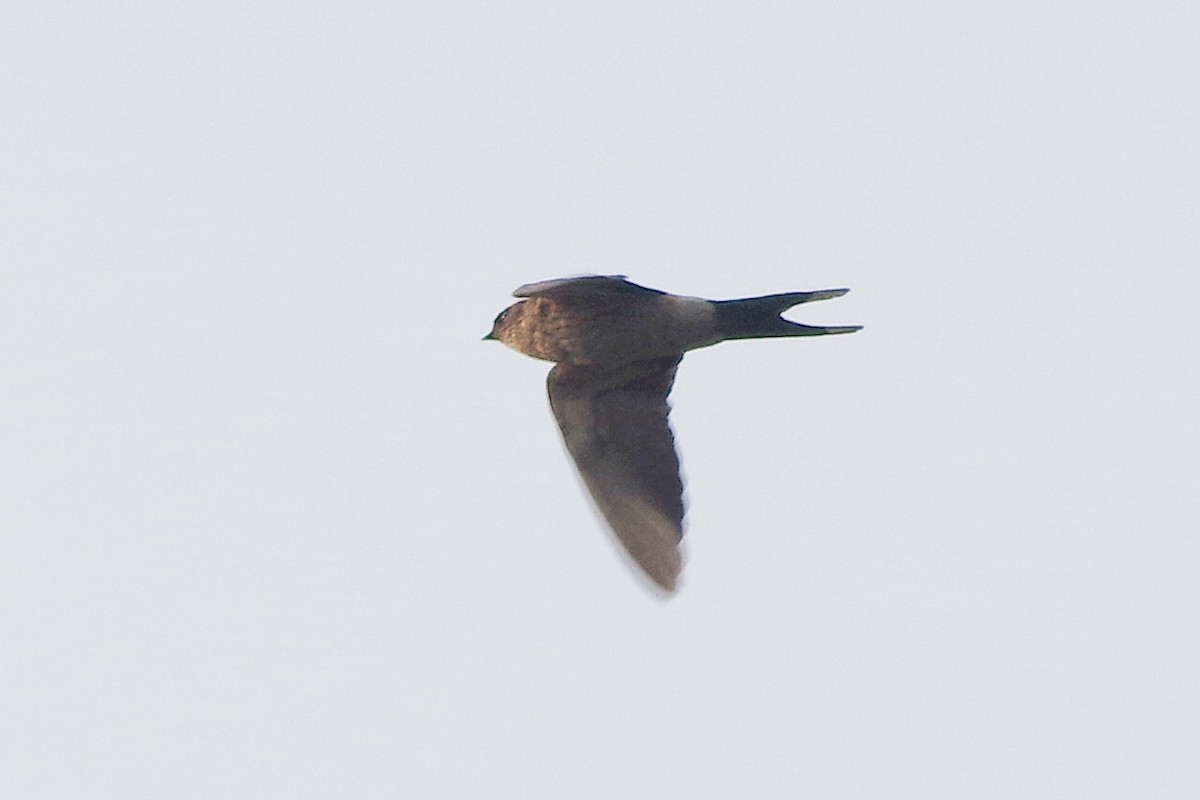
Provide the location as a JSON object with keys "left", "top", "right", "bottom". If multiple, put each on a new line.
{"left": 3, "top": 2, "right": 1198, "bottom": 797}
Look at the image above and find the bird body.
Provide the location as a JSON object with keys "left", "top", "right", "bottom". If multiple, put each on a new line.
{"left": 485, "top": 275, "right": 860, "bottom": 593}
{"left": 489, "top": 281, "right": 722, "bottom": 364}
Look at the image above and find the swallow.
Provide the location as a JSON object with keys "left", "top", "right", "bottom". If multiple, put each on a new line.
{"left": 485, "top": 275, "right": 861, "bottom": 593}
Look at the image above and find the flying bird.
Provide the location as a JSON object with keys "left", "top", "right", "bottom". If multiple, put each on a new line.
{"left": 484, "top": 275, "right": 860, "bottom": 593}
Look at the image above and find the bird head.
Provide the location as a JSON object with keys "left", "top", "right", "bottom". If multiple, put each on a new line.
{"left": 482, "top": 301, "right": 524, "bottom": 343}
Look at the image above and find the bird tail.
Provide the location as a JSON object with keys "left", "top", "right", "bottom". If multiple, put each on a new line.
{"left": 714, "top": 289, "right": 862, "bottom": 339}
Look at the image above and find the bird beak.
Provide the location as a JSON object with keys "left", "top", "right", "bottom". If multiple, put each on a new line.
{"left": 481, "top": 331, "right": 496, "bottom": 341}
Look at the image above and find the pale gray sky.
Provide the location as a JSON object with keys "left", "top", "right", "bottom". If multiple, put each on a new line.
{"left": 3, "top": 2, "right": 1198, "bottom": 797}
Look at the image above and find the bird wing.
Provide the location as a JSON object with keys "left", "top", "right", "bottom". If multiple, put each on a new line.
{"left": 514, "top": 275, "right": 666, "bottom": 300}
{"left": 547, "top": 356, "right": 685, "bottom": 593}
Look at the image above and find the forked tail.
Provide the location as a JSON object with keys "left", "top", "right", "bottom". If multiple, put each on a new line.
{"left": 715, "top": 288, "right": 862, "bottom": 339}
